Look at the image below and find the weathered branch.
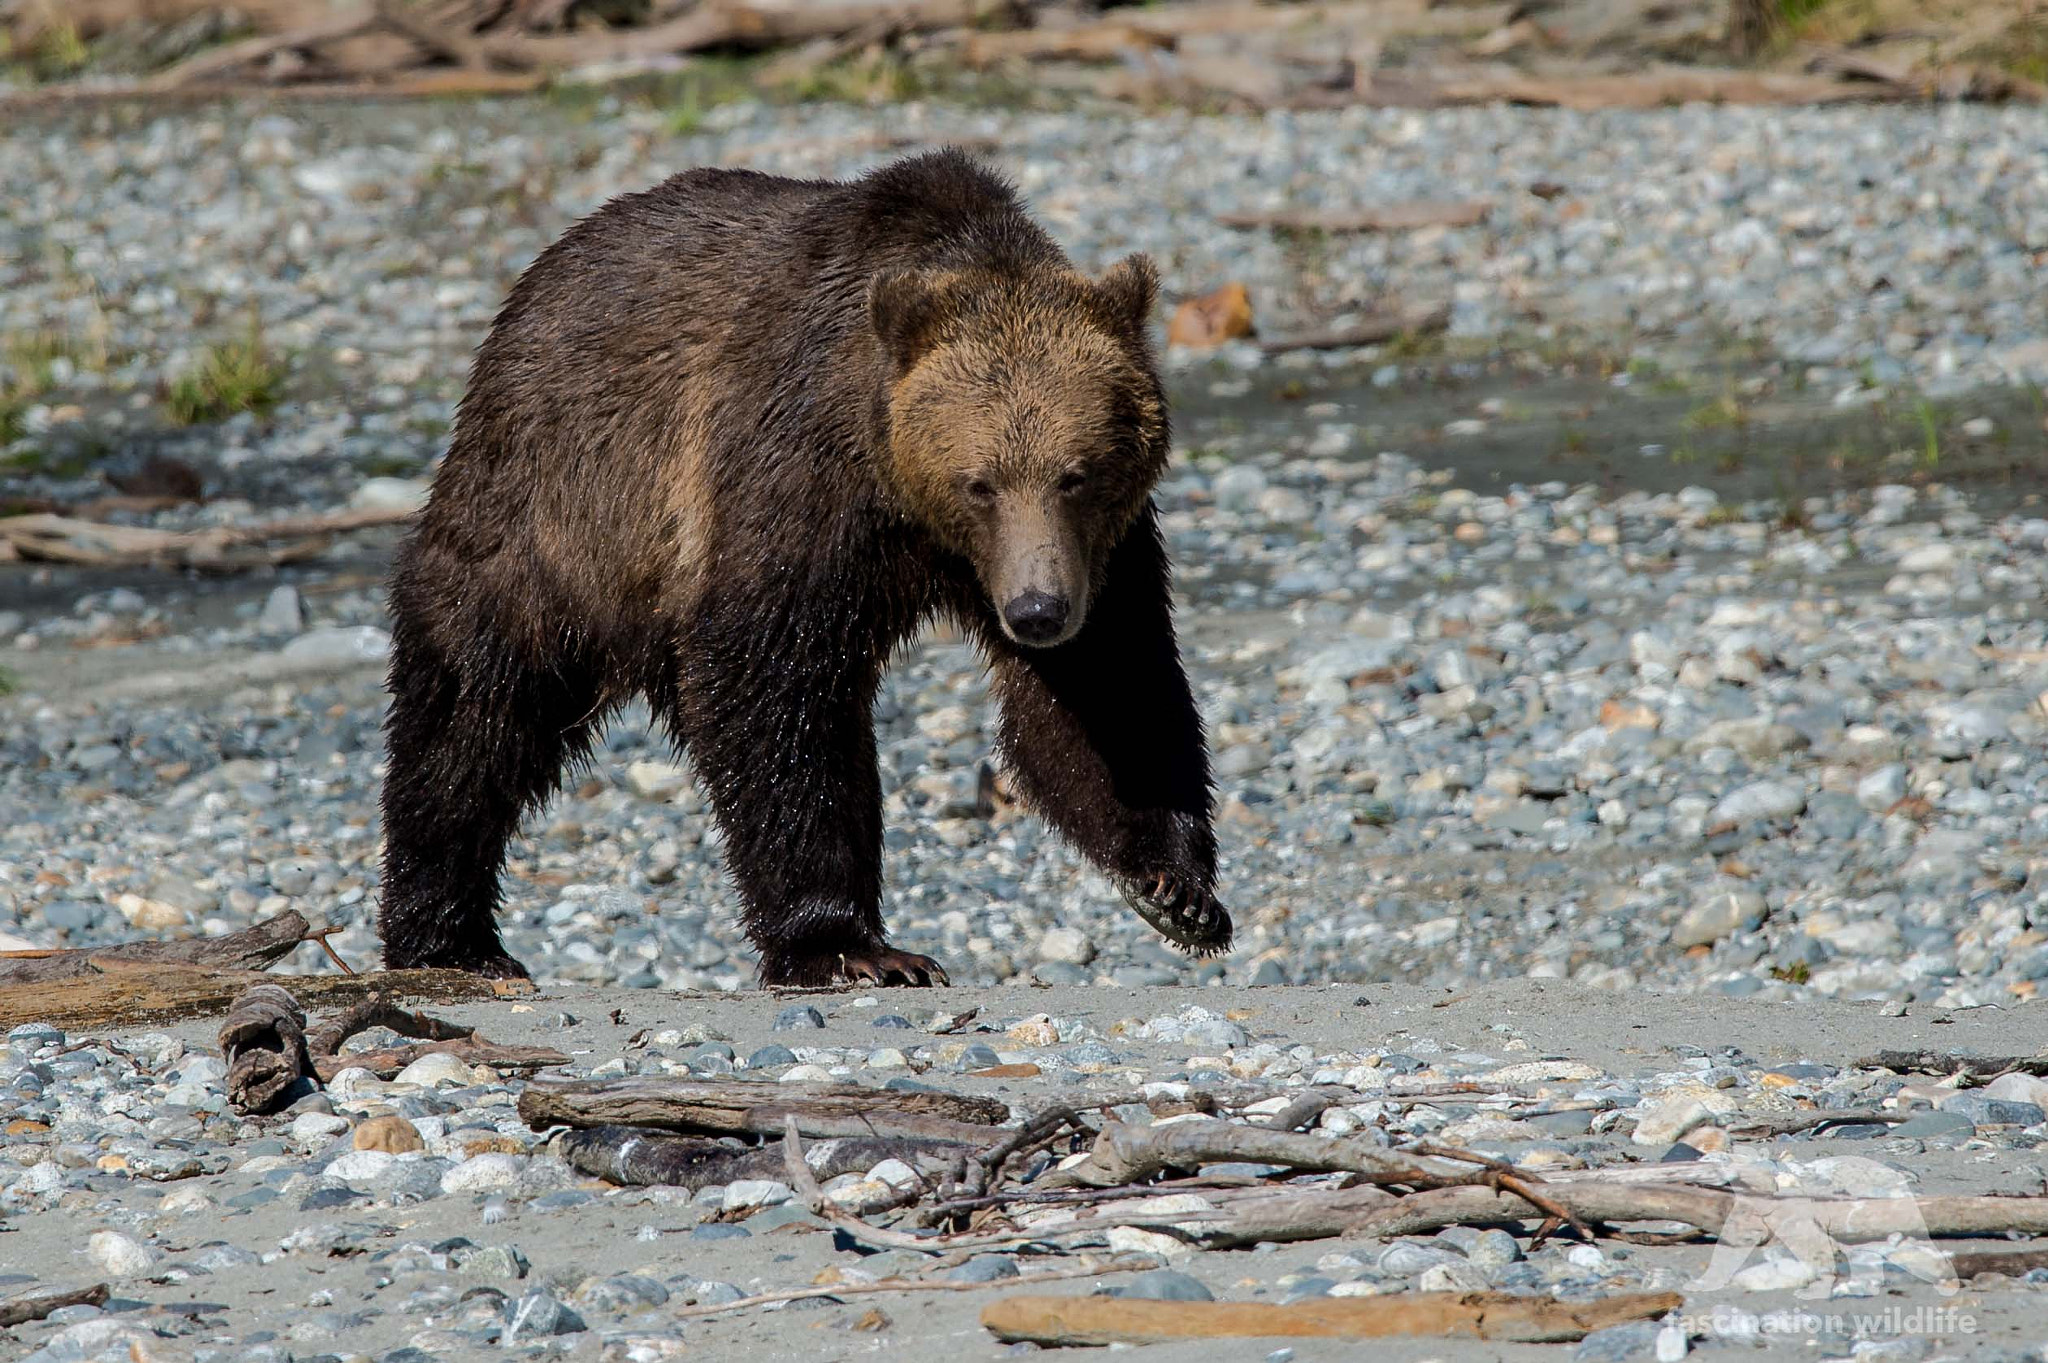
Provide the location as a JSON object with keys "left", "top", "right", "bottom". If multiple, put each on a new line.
{"left": 981, "top": 1290, "right": 1687, "bottom": 1345}
{"left": 559, "top": 1124, "right": 971, "bottom": 1192}
{"left": 0, "top": 1284, "right": 111, "bottom": 1329}
{"left": 0, "top": 911, "right": 311, "bottom": 986}
{"left": 519, "top": 1076, "right": 1009, "bottom": 1142}
{"left": 1856, "top": 1050, "right": 2048, "bottom": 1079}
{"left": 1038, "top": 1118, "right": 1473, "bottom": 1191}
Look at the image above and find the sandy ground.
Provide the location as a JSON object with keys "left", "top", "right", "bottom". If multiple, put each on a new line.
{"left": 3, "top": 980, "right": 2034, "bottom": 1361}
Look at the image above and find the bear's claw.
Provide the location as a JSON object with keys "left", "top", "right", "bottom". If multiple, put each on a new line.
{"left": 1122, "top": 872, "right": 1233, "bottom": 955}
{"left": 839, "top": 947, "right": 950, "bottom": 988}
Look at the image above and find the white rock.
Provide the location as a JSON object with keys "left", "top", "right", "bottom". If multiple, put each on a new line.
{"left": 259, "top": 584, "right": 304, "bottom": 634}
{"left": 87, "top": 1230, "right": 160, "bottom": 1277}
{"left": 1037, "top": 926, "right": 1095, "bottom": 965}
{"left": 1982, "top": 1073, "right": 2048, "bottom": 1108}
{"left": 1105, "top": 1226, "right": 1191, "bottom": 1259}
{"left": 625, "top": 761, "right": 692, "bottom": 799}
{"left": 441, "top": 1153, "right": 528, "bottom": 1195}
{"left": 866, "top": 1159, "right": 921, "bottom": 1189}
{"left": 1673, "top": 890, "right": 1766, "bottom": 947}
{"left": 158, "top": 1185, "right": 214, "bottom": 1215}
{"left": 393, "top": 1052, "right": 474, "bottom": 1087}
{"left": 1632, "top": 1097, "right": 1717, "bottom": 1147}
{"left": 282, "top": 626, "right": 391, "bottom": 664}
{"left": 348, "top": 476, "right": 430, "bottom": 514}
{"left": 289, "top": 1112, "right": 352, "bottom": 1143}
{"left": 115, "top": 893, "right": 188, "bottom": 930}
{"left": 723, "top": 1179, "right": 794, "bottom": 1210}
{"left": 1486, "top": 1061, "right": 1604, "bottom": 1084}
{"left": 324, "top": 1067, "right": 385, "bottom": 1099}
{"left": 1856, "top": 764, "right": 1908, "bottom": 812}
{"left": 1730, "top": 1255, "right": 1817, "bottom": 1291}
{"left": 1710, "top": 781, "right": 1806, "bottom": 825}
{"left": 1211, "top": 465, "right": 1267, "bottom": 511}
{"left": 325, "top": 1150, "right": 401, "bottom": 1184}
{"left": 1417, "top": 1261, "right": 1490, "bottom": 1292}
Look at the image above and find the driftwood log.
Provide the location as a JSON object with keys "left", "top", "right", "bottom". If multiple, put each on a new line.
{"left": 0, "top": 963, "right": 520, "bottom": 1031}
{"left": 1258, "top": 303, "right": 1452, "bottom": 354}
{"left": 520, "top": 1076, "right": 1010, "bottom": 1142}
{"left": 0, "top": 1284, "right": 112, "bottom": 1329}
{"left": 221, "top": 985, "right": 568, "bottom": 1114}
{"left": 1857, "top": 1050, "right": 2048, "bottom": 1079}
{"left": 220, "top": 982, "right": 313, "bottom": 1115}
{"left": 981, "top": 1290, "right": 1687, "bottom": 1345}
{"left": 559, "top": 1125, "right": 972, "bottom": 1191}
{"left": 1039, "top": 1118, "right": 1475, "bottom": 1190}
{"left": 0, "top": 506, "right": 415, "bottom": 571}
{"left": 0, "top": 910, "right": 311, "bottom": 985}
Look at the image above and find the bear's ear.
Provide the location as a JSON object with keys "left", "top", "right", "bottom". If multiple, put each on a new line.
{"left": 869, "top": 268, "right": 956, "bottom": 374}
{"left": 1093, "top": 253, "right": 1158, "bottom": 341}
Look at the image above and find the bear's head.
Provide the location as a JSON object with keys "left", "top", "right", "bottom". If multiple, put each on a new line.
{"left": 870, "top": 255, "right": 1166, "bottom": 649}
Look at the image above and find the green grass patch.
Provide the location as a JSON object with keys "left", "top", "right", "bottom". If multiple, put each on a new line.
{"left": 166, "top": 318, "right": 280, "bottom": 426}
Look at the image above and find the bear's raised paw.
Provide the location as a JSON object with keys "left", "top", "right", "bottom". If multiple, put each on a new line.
{"left": 1123, "top": 873, "right": 1233, "bottom": 956}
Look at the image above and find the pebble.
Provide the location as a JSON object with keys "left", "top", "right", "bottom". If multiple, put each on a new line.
{"left": 86, "top": 1231, "right": 160, "bottom": 1277}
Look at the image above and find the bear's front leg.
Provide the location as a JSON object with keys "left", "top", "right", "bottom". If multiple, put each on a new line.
{"left": 974, "top": 504, "right": 1231, "bottom": 955}
{"left": 664, "top": 608, "right": 946, "bottom": 988}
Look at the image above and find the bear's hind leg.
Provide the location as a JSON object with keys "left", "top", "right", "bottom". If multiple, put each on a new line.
{"left": 378, "top": 609, "right": 606, "bottom": 977}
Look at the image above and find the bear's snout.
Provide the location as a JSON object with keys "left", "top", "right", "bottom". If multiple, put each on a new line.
{"left": 1002, "top": 590, "right": 1071, "bottom": 646}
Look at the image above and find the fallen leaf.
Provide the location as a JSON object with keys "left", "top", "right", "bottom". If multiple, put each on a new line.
{"left": 1168, "top": 282, "right": 1254, "bottom": 348}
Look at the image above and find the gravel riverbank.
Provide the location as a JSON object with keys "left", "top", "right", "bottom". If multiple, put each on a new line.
{"left": 4, "top": 87, "right": 2048, "bottom": 1363}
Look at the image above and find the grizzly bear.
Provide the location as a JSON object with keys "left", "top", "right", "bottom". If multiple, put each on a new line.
{"left": 376, "top": 149, "right": 1228, "bottom": 986}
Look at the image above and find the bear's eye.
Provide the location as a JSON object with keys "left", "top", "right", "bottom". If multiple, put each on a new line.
{"left": 1056, "top": 471, "right": 1088, "bottom": 495}
{"left": 965, "top": 478, "right": 997, "bottom": 504}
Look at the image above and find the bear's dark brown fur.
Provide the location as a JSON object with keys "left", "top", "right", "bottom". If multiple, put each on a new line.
{"left": 377, "top": 149, "right": 1227, "bottom": 986}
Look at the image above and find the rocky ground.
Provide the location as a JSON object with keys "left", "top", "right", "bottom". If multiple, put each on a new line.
{"left": 6, "top": 983, "right": 2048, "bottom": 1363}
{"left": 3, "top": 89, "right": 2048, "bottom": 1363}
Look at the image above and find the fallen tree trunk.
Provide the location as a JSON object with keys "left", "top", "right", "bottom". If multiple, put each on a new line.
{"left": 981, "top": 1289, "right": 1686, "bottom": 1345}
{"left": 474, "top": 0, "right": 1012, "bottom": 72}
{"left": 520, "top": 1075, "right": 1010, "bottom": 1142}
{"left": 0, "top": 911, "right": 311, "bottom": 985}
{"left": 1258, "top": 304, "right": 1451, "bottom": 354}
{"left": 0, "top": 506, "right": 416, "bottom": 571}
{"left": 559, "top": 1124, "right": 971, "bottom": 1190}
{"left": 0, "top": 1284, "right": 111, "bottom": 1329}
{"left": 0, "top": 963, "right": 520, "bottom": 1031}
{"left": 1857, "top": 1050, "right": 2048, "bottom": 1079}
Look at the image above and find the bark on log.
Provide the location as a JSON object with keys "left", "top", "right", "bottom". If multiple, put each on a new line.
{"left": 1257, "top": 304, "right": 1451, "bottom": 354}
{"left": 1856, "top": 1050, "right": 2048, "bottom": 1079}
{"left": 519, "top": 1076, "right": 1009, "bottom": 1141}
{"left": 560, "top": 1125, "right": 972, "bottom": 1190}
{"left": 980, "top": 1290, "right": 1686, "bottom": 1345}
{"left": 0, "top": 964, "right": 521, "bottom": 1031}
{"left": 0, "top": 911, "right": 311, "bottom": 985}
{"left": 1132, "top": 1181, "right": 2048, "bottom": 1249}
{"left": 1039, "top": 1118, "right": 1474, "bottom": 1191}
{"left": 0, "top": 1283, "right": 111, "bottom": 1329}
{"left": 0, "top": 506, "right": 416, "bottom": 571}
{"left": 221, "top": 982, "right": 312, "bottom": 1115}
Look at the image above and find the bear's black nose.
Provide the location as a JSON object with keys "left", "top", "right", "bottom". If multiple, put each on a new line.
{"left": 1003, "top": 591, "right": 1070, "bottom": 644}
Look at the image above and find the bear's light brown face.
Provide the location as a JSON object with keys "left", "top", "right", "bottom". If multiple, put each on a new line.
{"left": 872, "top": 256, "right": 1166, "bottom": 648}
